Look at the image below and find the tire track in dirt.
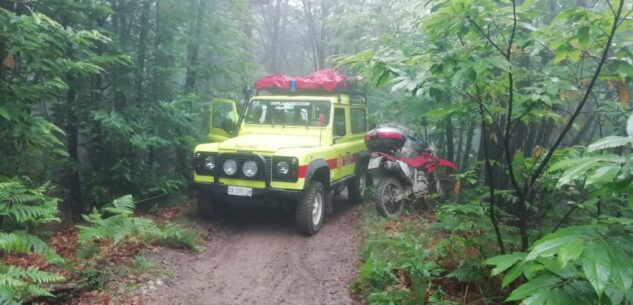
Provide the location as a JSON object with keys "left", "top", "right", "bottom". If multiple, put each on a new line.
{"left": 148, "top": 195, "right": 361, "bottom": 305}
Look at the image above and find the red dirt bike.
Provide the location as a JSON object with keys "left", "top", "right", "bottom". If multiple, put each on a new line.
{"left": 364, "top": 127, "right": 457, "bottom": 218}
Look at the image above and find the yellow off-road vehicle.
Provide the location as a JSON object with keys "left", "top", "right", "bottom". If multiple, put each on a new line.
{"left": 193, "top": 88, "right": 370, "bottom": 235}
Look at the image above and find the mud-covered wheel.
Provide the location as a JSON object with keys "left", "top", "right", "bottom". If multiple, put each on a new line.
{"left": 296, "top": 181, "right": 326, "bottom": 236}
{"left": 428, "top": 172, "right": 446, "bottom": 198}
{"left": 374, "top": 177, "right": 404, "bottom": 218}
{"left": 197, "top": 192, "right": 218, "bottom": 219}
{"left": 348, "top": 172, "right": 372, "bottom": 204}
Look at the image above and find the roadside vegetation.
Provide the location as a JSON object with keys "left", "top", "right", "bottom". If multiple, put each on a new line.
{"left": 342, "top": 0, "right": 633, "bottom": 304}
{"left": 0, "top": 0, "right": 249, "bottom": 303}
{"left": 1, "top": 0, "right": 633, "bottom": 304}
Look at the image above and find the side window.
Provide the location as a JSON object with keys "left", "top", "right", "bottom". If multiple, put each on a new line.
{"left": 333, "top": 108, "right": 346, "bottom": 137}
{"left": 212, "top": 102, "right": 235, "bottom": 131}
{"left": 350, "top": 108, "right": 367, "bottom": 134}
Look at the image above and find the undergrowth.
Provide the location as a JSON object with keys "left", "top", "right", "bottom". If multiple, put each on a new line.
{"left": 0, "top": 180, "right": 199, "bottom": 304}
{"left": 352, "top": 201, "right": 500, "bottom": 305}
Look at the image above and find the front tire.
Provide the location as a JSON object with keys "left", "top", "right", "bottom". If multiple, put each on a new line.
{"left": 374, "top": 177, "right": 405, "bottom": 218}
{"left": 296, "top": 181, "right": 326, "bottom": 236}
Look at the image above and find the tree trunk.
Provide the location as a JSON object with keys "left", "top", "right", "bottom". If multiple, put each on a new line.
{"left": 113, "top": 0, "right": 128, "bottom": 111}
{"left": 65, "top": 87, "right": 84, "bottom": 221}
{"left": 268, "top": 0, "right": 284, "bottom": 73}
{"left": 462, "top": 121, "right": 475, "bottom": 168}
{"left": 455, "top": 122, "right": 464, "bottom": 168}
{"left": 185, "top": 0, "right": 205, "bottom": 92}
{"left": 134, "top": 0, "right": 152, "bottom": 104}
{"left": 479, "top": 104, "right": 505, "bottom": 254}
{"left": 445, "top": 119, "right": 454, "bottom": 162}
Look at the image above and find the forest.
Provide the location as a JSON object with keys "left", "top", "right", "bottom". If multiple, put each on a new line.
{"left": 1, "top": 0, "right": 633, "bottom": 304}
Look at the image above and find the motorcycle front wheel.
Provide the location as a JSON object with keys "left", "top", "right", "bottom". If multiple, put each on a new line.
{"left": 374, "top": 177, "right": 405, "bottom": 218}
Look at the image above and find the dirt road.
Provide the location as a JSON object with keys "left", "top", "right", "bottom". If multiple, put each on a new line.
{"left": 148, "top": 196, "right": 361, "bottom": 305}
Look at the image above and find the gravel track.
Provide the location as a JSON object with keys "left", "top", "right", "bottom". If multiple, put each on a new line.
{"left": 148, "top": 195, "right": 362, "bottom": 305}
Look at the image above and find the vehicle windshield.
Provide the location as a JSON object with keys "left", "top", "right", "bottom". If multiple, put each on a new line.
{"left": 243, "top": 100, "right": 331, "bottom": 127}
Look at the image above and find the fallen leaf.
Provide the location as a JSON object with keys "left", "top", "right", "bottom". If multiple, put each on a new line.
{"left": 453, "top": 180, "right": 461, "bottom": 195}
{"left": 617, "top": 79, "right": 629, "bottom": 109}
{"left": 532, "top": 145, "right": 543, "bottom": 158}
{"left": 2, "top": 55, "right": 15, "bottom": 70}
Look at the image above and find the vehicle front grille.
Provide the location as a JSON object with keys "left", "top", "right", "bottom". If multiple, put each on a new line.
{"left": 264, "top": 156, "right": 273, "bottom": 181}
{"left": 218, "top": 153, "right": 268, "bottom": 180}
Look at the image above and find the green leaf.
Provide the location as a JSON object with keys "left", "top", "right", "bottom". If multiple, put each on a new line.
{"left": 548, "top": 157, "right": 588, "bottom": 173}
{"left": 582, "top": 241, "right": 612, "bottom": 296}
{"left": 484, "top": 253, "right": 526, "bottom": 276}
{"left": 527, "top": 235, "right": 581, "bottom": 260}
{"left": 376, "top": 70, "right": 390, "bottom": 86}
{"left": 605, "top": 241, "right": 633, "bottom": 291}
{"left": 502, "top": 261, "right": 528, "bottom": 288}
{"left": 585, "top": 165, "right": 619, "bottom": 185}
{"left": 605, "top": 287, "right": 624, "bottom": 305}
{"left": 557, "top": 239, "right": 584, "bottom": 268}
{"left": 507, "top": 274, "right": 560, "bottom": 301}
{"left": 588, "top": 136, "right": 632, "bottom": 152}
{"left": 0, "top": 107, "right": 9, "bottom": 120}
{"left": 557, "top": 161, "right": 597, "bottom": 186}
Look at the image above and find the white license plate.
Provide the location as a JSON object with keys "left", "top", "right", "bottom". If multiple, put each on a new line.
{"left": 368, "top": 157, "right": 382, "bottom": 169}
{"left": 227, "top": 186, "right": 253, "bottom": 197}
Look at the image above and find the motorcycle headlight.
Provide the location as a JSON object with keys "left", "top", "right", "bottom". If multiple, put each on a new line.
{"left": 223, "top": 159, "right": 237, "bottom": 176}
{"left": 204, "top": 156, "right": 215, "bottom": 170}
{"left": 242, "top": 161, "right": 258, "bottom": 178}
{"left": 276, "top": 161, "right": 290, "bottom": 175}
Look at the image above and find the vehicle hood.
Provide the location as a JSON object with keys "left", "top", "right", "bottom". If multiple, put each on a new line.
{"left": 218, "top": 134, "right": 320, "bottom": 153}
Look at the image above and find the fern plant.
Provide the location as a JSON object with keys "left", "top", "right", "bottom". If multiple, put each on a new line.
{"left": 0, "top": 179, "right": 64, "bottom": 304}
{"left": 77, "top": 195, "right": 198, "bottom": 252}
{"left": 0, "top": 264, "right": 65, "bottom": 305}
{"left": 0, "top": 180, "right": 59, "bottom": 229}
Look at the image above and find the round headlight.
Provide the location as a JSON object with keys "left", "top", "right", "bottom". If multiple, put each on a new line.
{"left": 204, "top": 156, "right": 215, "bottom": 170}
{"left": 277, "top": 161, "right": 290, "bottom": 175}
{"left": 223, "top": 159, "right": 237, "bottom": 175}
{"left": 242, "top": 161, "right": 258, "bottom": 177}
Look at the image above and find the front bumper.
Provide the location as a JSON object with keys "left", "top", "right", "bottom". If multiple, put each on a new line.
{"left": 192, "top": 182, "right": 302, "bottom": 201}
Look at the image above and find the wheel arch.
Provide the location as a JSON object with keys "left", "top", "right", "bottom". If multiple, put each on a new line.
{"left": 354, "top": 150, "right": 370, "bottom": 174}
{"left": 304, "top": 159, "right": 331, "bottom": 189}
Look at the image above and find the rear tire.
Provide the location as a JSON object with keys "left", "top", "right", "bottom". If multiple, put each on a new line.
{"left": 374, "top": 177, "right": 405, "bottom": 218}
{"left": 348, "top": 172, "right": 371, "bottom": 204}
{"left": 296, "top": 181, "right": 326, "bottom": 236}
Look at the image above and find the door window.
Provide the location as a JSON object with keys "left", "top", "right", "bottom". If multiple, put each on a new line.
{"left": 350, "top": 108, "right": 367, "bottom": 134}
{"left": 212, "top": 102, "right": 236, "bottom": 132}
{"left": 333, "top": 108, "right": 346, "bottom": 137}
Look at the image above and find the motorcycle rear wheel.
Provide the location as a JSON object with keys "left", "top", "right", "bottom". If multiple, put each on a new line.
{"left": 374, "top": 177, "right": 405, "bottom": 218}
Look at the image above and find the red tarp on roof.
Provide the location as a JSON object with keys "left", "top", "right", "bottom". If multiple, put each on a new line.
{"left": 254, "top": 69, "right": 347, "bottom": 92}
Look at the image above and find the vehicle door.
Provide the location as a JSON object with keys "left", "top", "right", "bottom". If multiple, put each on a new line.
{"left": 331, "top": 106, "right": 357, "bottom": 181}
{"left": 207, "top": 98, "right": 238, "bottom": 142}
